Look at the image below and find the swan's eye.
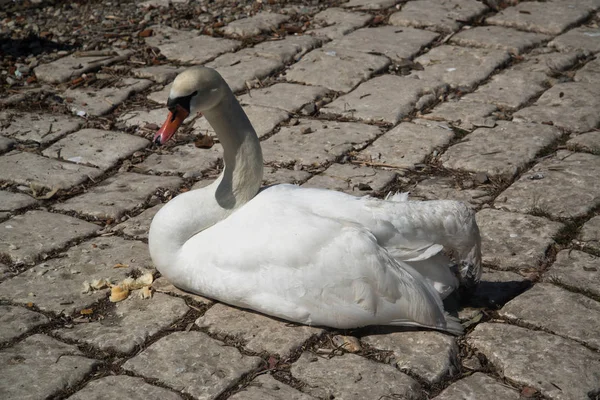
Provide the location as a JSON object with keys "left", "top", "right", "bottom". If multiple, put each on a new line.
{"left": 167, "top": 90, "right": 198, "bottom": 114}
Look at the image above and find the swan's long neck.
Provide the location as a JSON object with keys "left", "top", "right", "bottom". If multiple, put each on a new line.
{"left": 149, "top": 86, "right": 263, "bottom": 271}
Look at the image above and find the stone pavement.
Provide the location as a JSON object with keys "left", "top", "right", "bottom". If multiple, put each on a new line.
{"left": 1, "top": 0, "right": 600, "bottom": 399}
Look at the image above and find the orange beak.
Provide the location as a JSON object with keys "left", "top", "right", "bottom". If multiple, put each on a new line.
{"left": 154, "top": 104, "right": 190, "bottom": 145}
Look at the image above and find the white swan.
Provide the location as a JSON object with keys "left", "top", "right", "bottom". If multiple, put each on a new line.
{"left": 148, "top": 66, "right": 482, "bottom": 335}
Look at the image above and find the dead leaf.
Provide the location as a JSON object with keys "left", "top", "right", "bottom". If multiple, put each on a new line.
{"left": 194, "top": 135, "right": 214, "bottom": 148}
{"left": 80, "top": 308, "right": 93, "bottom": 315}
{"left": 113, "top": 263, "right": 129, "bottom": 269}
{"left": 109, "top": 285, "right": 129, "bottom": 302}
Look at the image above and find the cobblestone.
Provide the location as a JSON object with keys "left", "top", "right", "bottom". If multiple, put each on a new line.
{"left": 412, "top": 45, "right": 510, "bottom": 90}
{"left": 196, "top": 303, "right": 321, "bottom": 357}
{"left": 389, "top": 0, "right": 488, "bottom": 33}
{"left": 144, "top": 25, "right": 241, "bottom": 64}
{"left": 567, "top": 131, "right": 600, "bottom": 154}
{"left": 0, "top": 111, "right": 82, "bottom": 145}
{"left": 470, "top": 268, "right": 531, "bottom": 308}
{"left": 579, "top": 216, "right": 600, "bottom": 253}
{"left": 550, "top": 25, "right": 600, "bottom": 54}
{"left": 0, "top": 191, "right": 37, "bottom": 219}
{"left": 434, "top": 372, "right": 520, "bottom": 399}
{"left": 475, "top": 208, "right": 564, "bottom": 270}
{"left": 0, "top": 334, "right": 99, "bottom": 400}
{"left": 500, "top": 283, "right": 600, "bottom": 349}
{"left": 262, "top": 167, "right": 311, "bottom": 185}
{"left": 248, "top": 35, "right": 321, "bottom": 64}
{"left": 205, "top": 52, "right": 283, "bottom": 93}
{"left": 451, "top": 26, "right": 550, "bottom": 55}
{"left": 302, "top": 163, "right": 397, "bottom": 196}
{"left": 137, "top": 143, "right": 223, "bottom": 178}
{"left": 441, "top": 121, "right": 560, "bottom": 178}
{"left": 55, "top": 293, "right": 189, "bottom": 354}
{"left": 468, "top": 323, "right": 600, "bottom": 400}
{"left": 422, "top": 100, "right": 497, "bottom": 132}
{"left": 261, "top": 119, "right": 381, "bottom": 167}
{"left": 42, "top": 129, "right": 149, "bottom": 170}
{"left": 544, "top": 249, "right": 600, "bottom": 298}
{"left": 512, "top": 49, "right": 582, "bottom": 75}
{"left": 514, "top": 82, "right": 600, "bottom": 133}
{"left": 342, "top": 0, "right": 397, "bottom": 10}
{"left": 67, "top": 376, "right": 184, "bottom": 400}
{"left": 325, "top": 26, "right": 438, "bottom": 63}
{"left": 0, "top": 236, "right": 152, "bottom": 314}
{"left": 362, "top": 330, "right": 458, "bottom": 384}
{"left": 358, "top": 120, "right": 454, "bottom": 169}
{"left": 285, "top": 48, "right": 390, "bottom": 92}
{"left": 291, "top": 352, "right": 421, "bottom": 400}
{"left": 0, "top": 135, "right": 14, "bottom": 153}
{"left": 322, "top": 75, "right": 446, "bottom": 124}
{"left": 497, "top": 151, "right": 600, "bottom": 219}
{"left": 408, "top": 176, "right": 492, "bottom": 207}
{"left": 53, "top": 172, "right": 182, "bottom": 221}
{"left": 487, "top": 1, "right": 592, "bottom": 35}
{"left": 237, "top": 83, "right": 328, "bottom": 113}
{"left": 229, "top": 374, "right": 316, "bottom": 400}
{"left": 0, "top": 151, "right": 103, "bottom": 191}
{"left": 151, "top": 276, "right": 214, "bottom": 305}
{"left": 575, "top": 57, "right": 600, "bottom": 83}
{"left": 123, "top": 331, "right": 262, "bottom": 400}
{"left": 309, "top": 7, "right": 372, "bottom": 40}
{"left": 111, "top": 204, "right": 162, "bottom": 240}
{"left": 34, "top": 49, "right": 131, "bottom": 83}
{"left": 132, "top": 65, "right": 184, "bottom": 84}
{"left": 0, "top": 305, "right": 49, "bottom": 343}
{"left": 0, "top": 210, "right": 99, "bottom": 266}
{"left": 223, "top": 12, "right": 289, "bottom": 37}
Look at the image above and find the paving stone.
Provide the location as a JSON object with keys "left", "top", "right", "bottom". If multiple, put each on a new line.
{"left": 0, "top": 210, "right": 99, "bottom": 266}
{"left": 575, "top": 57, "right": 600, "bottom": 83}
{"left": 325, "top": 26, "right": 439, "bottom": 63}
{"left": 567, "top": 131, "right": 600, "bottom": 154}
{"left": 0, "top": 305, "right": 49, "bottom": 343}
{"left": 147, "top": 83, "right": 171, "bottom": 104}
{"left": 0, "top": 135, "right": 15, "bottom": 153}
{"left": 111, "top": 204, "right": 162, "bottom": 240}
{"left": 434, "top": 372, "right": 520, "bottom": 400}
{"left": 223, "top": 12, "right": 289, "bottom": 37}
{"left": 500, "top": 283, "right": 600, "bottom": 349}
{"left": 0, "top": 111, "right": 82, "bottom": 145}
{"left": 63, "top": 78, "right": 152, "bottom": 117}
{"left": 0, "top": 236, "right": 152, "bottom": 314}
{"left": 422, "top": 100, "right": 497, "bottom": 132}
{"left": 579, "top": 216, "right": 600, "bottom": 253}
{"left": 451, "top": 26, "right": 549, "bottom": 55}
{"left": 206, "top": 52, "right": 283, "bottom": 93}
{"left": 151, "top": 276, "right": 214, "bottom": 305}
{"left": 137, "top": 143, "right": 223, "bottom": 178}
{"left": 54, "top": 172, "right": 182, "bottom": 221}
{"left": 0, "top": 191, "right": 37, "bottom": 216}
{"left": 55, "top": 293, "right": 189, "bottom": 354}
{"left": 412, "top": 45, "right": 510, "bottom": 91}
{"left": 550, "top": 25, "right": 600, "bottom": 54}
{"left": 68, "top": 375, "right": 184, "bottom": 400}
{"left": 468, "top": 323, "right": 600, "bottom": 400}
{"left": 123, "top": 331, "right": 262, "bottom": 400}
{"left": 362, "top": 330, "right": 458, "bottom": 384}
{"left": 237, "top": 83, "right": 328, "bottom": 113}
{"left": 476, "top": 208, "right": 564, "bottom": 270}
{"left": 249, "top": 35, "right": 321, "bottom": 64}
{"left": 512, "top": 49, "right": 582, "bottom": 75}
{"left": 302, "top": 163, "right": 396, "bottom": 196}
{"left": 0, "top": 263, "right": 11, "bottom": 281}
{"left": 322, "top": 75, "right": 446, "bottom": 124}
{"left": 196, "top": 303, "right": 321, "bottom": 356}
{"left": 229, "top": 374, "right": 316, "bottom": 400}
{"left": 34, "top": 49, "right": 131, "bottom": 83}
{"left": 462, "top": 70, "right": 549, "bottom": 110}
{"left": 262, "top": 167, "right": 312, "bottom": 185}
{"left": 441, "top": 121, "right": 560, "bottom": 178}
{"left": 497, "top": 151, "right": 600, "bottom": 219}
{"left": 408, "top": 176, "right": 492, "bottom": 207}
{"left": 0, "top": 334, "right": 99, "bottom": 400}
{"left": 358, "top": 119, "right": 454, "bottom": 169}
{"left": 469, "top": 268, "right": 531, "bottom": 308}
{"left": 342, "top": 0, "right": 397, "bottom": 10}
{"left": 119, "top": 108, "right": 174, "bottom": 130}
{"left": 286, "top": 48, "right": 390, "bottom": 92}
{"left": 291, "top": 352, "right": 421, "bottom": 400}
{"left": 42, "top": 129, "right": 149, "bottom": 171}
{"left": 132, "top": 65, "right": 184, "bottom": 84}
{"left": 145, "top": 25, "right": 241, "bottom": 64}
{"left": 487, "top": 1, "right": 592, "bottom": 35}
{"left": 139, "top": 0, "right": 187, "bottom": 7}
{"left": 513, "top": 82, "right": 600, "bottom": 133}
{"left": 195, "top": 104, "right": 284, "bottom": 139}
{"left": 0, "top": 152, "right": 103, "bottom": 191}
{"left": 545, "top": 249, "right": 599, "bottom": 298}
{"left": 389, "top": 0, "right": 488, "bottom": 33}
{"left": 261, "top": 119, "right": 381, "bottom": 167}
{"left": 309, "top": 7, "right": 372, "bottom": 40}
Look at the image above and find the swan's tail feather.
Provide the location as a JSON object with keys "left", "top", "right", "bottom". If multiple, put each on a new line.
{"left": 385, "top": 191, "right": 409, "bottom": 202}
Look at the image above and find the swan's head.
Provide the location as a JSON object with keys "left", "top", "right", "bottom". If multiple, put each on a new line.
{"left": 154, "top": 66, "right": 227, "bottom": 145}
